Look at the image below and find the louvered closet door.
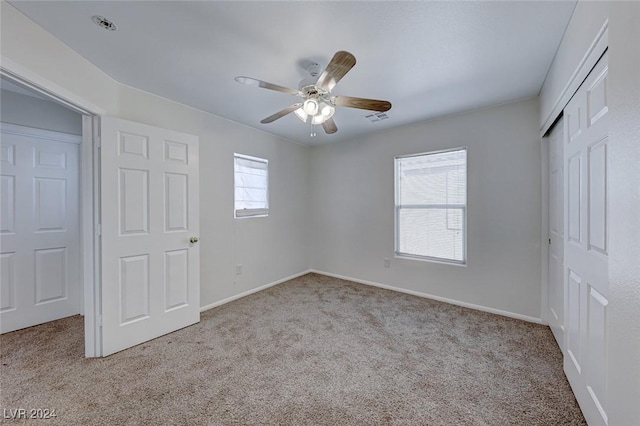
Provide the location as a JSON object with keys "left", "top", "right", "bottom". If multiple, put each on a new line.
{"left": 563, "top": 52, "right": 609, "bottom": 426}
{"left": 100, "top": 117, "right": 200, "bottom": 356}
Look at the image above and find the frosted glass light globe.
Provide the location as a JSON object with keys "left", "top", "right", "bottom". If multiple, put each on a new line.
{"left": 303, "top": 99, "right": 319, "bottom": 115}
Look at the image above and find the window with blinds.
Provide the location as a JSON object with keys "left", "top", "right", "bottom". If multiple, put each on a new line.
{"left": 234, "top": 154, "right": 269, "bottom": 218}
{"left": 395, "top": 148, "right": 467, "bottom": 264}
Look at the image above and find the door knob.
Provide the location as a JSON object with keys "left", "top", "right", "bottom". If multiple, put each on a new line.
{"left": 190, "top": 236, "right": 199, "bottom": 243}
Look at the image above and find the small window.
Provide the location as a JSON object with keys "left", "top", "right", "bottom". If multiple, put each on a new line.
{"left": 395, "top": 148, "right": 467, "bottom": 264}
{"left": 234, "top": 154, "right": 268, "bottom": 218}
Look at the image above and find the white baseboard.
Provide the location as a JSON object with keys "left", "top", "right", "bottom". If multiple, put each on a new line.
{"left": 199, "top": 269, "right": 312, "bottom": 312}
{"left": 308, "top": 269, "right": 544, "bottom": 324}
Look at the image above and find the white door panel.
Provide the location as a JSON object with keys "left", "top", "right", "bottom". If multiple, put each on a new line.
{"left": 586, "top": 287, "right": 608, "bottom": 422}
{"left": 566, "top": 269, "right": 582, "bottom": 372}
{"left": 0, "top": 125, "right": 80, "bottom": 333}
{"left": 547, "top": 116, "right": 564, "bottom": 350}
{"left": 563, "top": 52, "right": 609, "bottom": 426}
{"left": 100, "top": 117, "right": 199, "bottom": 356}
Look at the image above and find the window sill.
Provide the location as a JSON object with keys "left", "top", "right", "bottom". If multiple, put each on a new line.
{"left": 234, "top": 214, "right": 269, "bottom": 219}
{"left": 235, "top": 208, "right": 269, "bottom": 219}
{"left": 394, "top": 253, "right": 467, "bottom": 267}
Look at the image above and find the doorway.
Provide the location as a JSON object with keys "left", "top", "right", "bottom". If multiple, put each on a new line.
{"left": 1, "top": 69, "right": 202, "bottom": 358}
{"left": 1, "top": 77, "right": 82, "bottom": 333}
{"left": 0, "top": 72, "right": 100, "bottom": 357}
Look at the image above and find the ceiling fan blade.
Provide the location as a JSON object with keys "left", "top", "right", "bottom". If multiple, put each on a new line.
{"left": 235, "top": 76, "right": 301, "bottom": 96}
{"left": 332, "top": 96, "right": 392, "bottom": 112}
{"left": 260, "top": 103, "right": 302, "bottom": 124}
{"left": 322, "top": 118, "right": 338, "bottom": 134}
{"left": 315, "top": 51, "right": 356, "bottom": 92}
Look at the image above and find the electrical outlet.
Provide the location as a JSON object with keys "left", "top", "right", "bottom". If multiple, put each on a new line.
{"left": 236, "top": 264, "right": 243, "bottom": 275}
{"left": 384, "top": 258, "right": 390, "bottom": 268}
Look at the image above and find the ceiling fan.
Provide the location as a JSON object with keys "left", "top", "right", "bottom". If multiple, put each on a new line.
{"left": 235, "top": 51, "right": 392, "bottom": 135}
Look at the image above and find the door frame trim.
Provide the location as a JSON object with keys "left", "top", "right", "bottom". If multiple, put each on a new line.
{"left": 0, "top": 57, "right": 105, "bottom": 116}
{"left": 540, "top": 21, "right": 608, "bottom": 137}
{"left": 0, "top": 123, "right": 82, "bottom": 144}
{"left": 1, "top": 62, "right": 103, "bottom": 357}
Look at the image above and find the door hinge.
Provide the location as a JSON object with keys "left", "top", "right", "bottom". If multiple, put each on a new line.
{"left": 96, "top": 223, "right": 102, "bottom": 236}
{"left": 97, "top": 315, "right": 103, "bottom": 327}
{"left": 95, "top": 136, "right": 101, "bottom": 148}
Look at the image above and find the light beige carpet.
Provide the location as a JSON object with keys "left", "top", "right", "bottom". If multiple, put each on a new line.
{"left": 1, "top": 273, "right": 585, "bottom": 425}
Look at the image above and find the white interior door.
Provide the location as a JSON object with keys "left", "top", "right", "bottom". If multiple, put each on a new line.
{"left": 100, "top": 117, "right": 199, "bottom": 356}
{"left": 563, "top": 52, "right": 609, "bottom": 426}
{"left": 1, "top": 124, "right": 81, "bottom": 333}
{"left": 547, "top": 117, "right": 564, "bottom": 351}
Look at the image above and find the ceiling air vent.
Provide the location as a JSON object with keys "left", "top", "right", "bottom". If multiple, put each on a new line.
{"left": 364, "top": 112, "right": 389, "bottom": 122}
{"left": 92, "top": 15, "right": 118, "bottom": 31}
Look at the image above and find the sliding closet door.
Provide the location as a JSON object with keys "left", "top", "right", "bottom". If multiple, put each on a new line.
{"left": 563, "top": 51, "right": 609, "bottom": 426}
{"left": 547, "top": 117, "right": 564, "bottom": 351}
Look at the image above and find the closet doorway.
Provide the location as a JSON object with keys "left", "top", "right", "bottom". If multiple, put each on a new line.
{"left": 0, "top": 74, "right": 99, "bottom": 357}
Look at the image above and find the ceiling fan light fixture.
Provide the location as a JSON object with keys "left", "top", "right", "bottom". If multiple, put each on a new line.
{"left": 321, "top": 104, "right": 334, "bottom": 117}
{"left": 311, "top": 114, "right": 327, "bottom": 125}
{"left": 315, "top": 102, "right": 335, "bottom": 124}
{"left": 303, "top": 99, "right": 319, "bottom": 116}
{"left": 235, "top": 51, "right": 391, "bottom": 136}
{"left": 294, "top": 108, "right": 308, "bottom": 123}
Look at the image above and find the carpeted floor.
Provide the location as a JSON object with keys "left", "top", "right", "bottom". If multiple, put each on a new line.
{"left": 0, "top": 273, "right": 585, "bottom": 425}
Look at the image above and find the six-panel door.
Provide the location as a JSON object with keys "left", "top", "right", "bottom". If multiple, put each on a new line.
{"left": 563, "top": 52, "right": 609, "bottom": 426}
{"left": 548, "top": 117, "right": 564, "bottom": 351}
{"left": 0, "top": 125, "right": 81, "bottom": 333}
{"left": 100, "top": 117, "right": 199, "bottom": 356}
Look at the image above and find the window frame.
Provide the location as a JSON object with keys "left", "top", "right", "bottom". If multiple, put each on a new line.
{"left": 394, "top": 147, "right": 468, "bottom": 266}
{"left": 234, "top": 153, "right": 269, "bottom": 219}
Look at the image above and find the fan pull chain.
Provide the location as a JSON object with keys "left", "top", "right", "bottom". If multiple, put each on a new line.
{"left": 310, "top": 123, "right": 317, "bottom": 138}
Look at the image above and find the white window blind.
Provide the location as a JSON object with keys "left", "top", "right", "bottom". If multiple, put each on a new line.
{"left": 234, "top": 154, "right": 268, "bottom": 218}
{"left": 395, "top": 148, "right": 467, "bottom": 264}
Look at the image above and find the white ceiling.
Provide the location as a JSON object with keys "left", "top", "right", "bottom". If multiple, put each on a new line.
{"left": 9, "top": 1, "right": 576, "bottom": 146}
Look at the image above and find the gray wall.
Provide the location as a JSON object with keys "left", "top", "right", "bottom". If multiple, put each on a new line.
{"left": 117, "top": 86, "right": 311, "bottom": 307}
{"left": 605, "top": 3, "right": 640, "bottom": 424}
{"left": 1, "top": 89, "right": 82, "bottom": 135}
{"left": 1, "top": 3, "right": 311, "bottom": 310}
{"left": 309, "top": 98, "right": 542, "bottom": 319}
